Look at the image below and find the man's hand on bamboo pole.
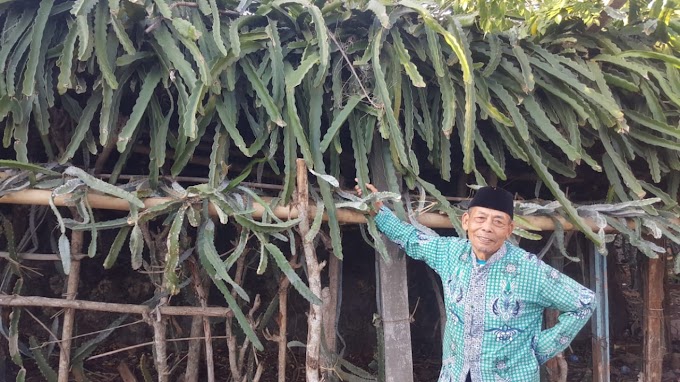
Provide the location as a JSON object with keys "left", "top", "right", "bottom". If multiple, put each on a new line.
{"left": 354, "top": 179, "right": 382, "bottom": 215}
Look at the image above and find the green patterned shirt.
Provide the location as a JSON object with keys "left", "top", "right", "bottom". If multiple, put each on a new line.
{"left": 375, "top": 207, "right": 596, "bottom": 382}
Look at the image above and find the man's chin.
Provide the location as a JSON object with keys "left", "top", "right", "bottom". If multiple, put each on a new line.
{"left": 475, "top": 245, "right": 500, "bottom": 257}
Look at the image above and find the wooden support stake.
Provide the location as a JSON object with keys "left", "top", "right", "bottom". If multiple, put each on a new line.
{"left": 370, "top": 140, "right": 414, "bottom": 382}
{"left": 297, "top": 159, "right": 324, "bottom": 382}
{"left": 590, "top": 245, "right": 610, "bottom": 382}
{"left": 57, "top": 229, "right": 83, "bottom": 382}
{"left": 643, "top": 250, "right": 665, "bottom": 382}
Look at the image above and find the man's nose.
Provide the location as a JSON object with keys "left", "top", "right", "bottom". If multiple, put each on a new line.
{"left": 480, "top": 219, "right": 493, "bottom": 231}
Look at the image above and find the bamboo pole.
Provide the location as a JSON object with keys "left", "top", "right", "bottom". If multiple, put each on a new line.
{"left": 278, "top": 276, "right": 290, "bottom": 382}
{"left": 590, "top": 244, "right": 610, "bottom": 382}
{"left": 57, "top": 226, "right": 83, "bottom": 382}
{"left": 275, "top": 243, "right": 300, "bottom": 382}
{"left": 324, "top": 255, "right": 340, "bottom": 354}
{"left": 152, "top": 313, "right": 168, "bottom": 382}
{"left": 0, "top": 295, "right": 232, "bottom": 317}
{"left": 0, "top": 189, "right": 658, "bottom": 232}
{"left": 57, "top": 259, "right": 81, "bottom": 382}
{"left": 321, "top": 255, "right": 341, "bottom": 381}
{"left": 297, "top": 159, "right": 323, "bottom": 382}
{"left": 0, "top": 252, "right": 87, "bottom": 261}
{"left": 184, "top": 315, "right": 203, "bottom": 382}
{"left": 189, "top": 259, "right": 214, "bottom": 382}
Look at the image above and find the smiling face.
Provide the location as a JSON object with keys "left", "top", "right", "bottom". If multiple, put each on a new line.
{"left": 462, "top": 206, "right": 514, "bottom": 260}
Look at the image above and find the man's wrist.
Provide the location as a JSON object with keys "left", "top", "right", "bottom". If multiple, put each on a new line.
{"left": 366, "top": 204, "right": 385, "bottom": 217}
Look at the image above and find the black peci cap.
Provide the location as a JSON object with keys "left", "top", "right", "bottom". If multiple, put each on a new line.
{"left": 468, "top": 186, "right": 514, "bottom": 219}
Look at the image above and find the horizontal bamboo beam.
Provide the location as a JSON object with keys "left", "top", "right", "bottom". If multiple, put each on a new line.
{"left": 0, "top": 188, "right": 639, "bottom": 232}
{"left": 0, "top": 295, "right": 231, "bottom": 317}
{"left": 0, "top": 252, "right": 87, "bottom": 261}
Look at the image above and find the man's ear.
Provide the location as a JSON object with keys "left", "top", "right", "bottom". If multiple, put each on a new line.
{"left": 461, "top": 211, "right": 470, "bottom": 231}
{"left": 506, "top": 221, "right": 515, "bottom": 238}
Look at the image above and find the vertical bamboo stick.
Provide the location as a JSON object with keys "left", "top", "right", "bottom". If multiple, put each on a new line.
{"left": 189, "top": 259, "right": 214, "bottom": 382}
{"left": 57, "top": 229, "right": 83, "bottom": 382}
{"left": 275, "top": 230, "right": 300, "bottom": 382}
{"left": 150, "top": 306, "right": 169, "bottom": 382}
{"left": 297, "top": 159, "right": 323, "bottom": 382}
{"left": 184, "top": 316, "right": 203, "bottom": 382}
{"left": 141, "top": 223, "right": 170, "bottom": 382}
{"left": 184, "top": 259, "right": 206, "bottom": 382}
{"left": 226, "top": 250, "right": 251, "bottom": 380}
{"left": 278, "top": 275, "right": 290, "bottom": 382}
{"left": 321, "top": 254, "right": 341, "bottom": 381}
{"left": 325, "top": 255, "right": 340, "bottom": 354}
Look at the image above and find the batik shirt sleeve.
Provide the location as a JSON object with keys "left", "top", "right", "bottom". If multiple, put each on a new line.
{"left": 532, "top": 261, "right": 597, "bottom": 364}
{"left": 373, "top": 206, "right": 453, "bottom": 274}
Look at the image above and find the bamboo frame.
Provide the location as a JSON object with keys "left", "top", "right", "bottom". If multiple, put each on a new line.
{"left": 0, "top": 188, "right": 652, "bottom": 232}
{"left": 0, "top": 186, "right": 653, "bottom": 381}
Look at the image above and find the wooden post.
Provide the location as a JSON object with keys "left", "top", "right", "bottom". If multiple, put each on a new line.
{"left": 297, "top": 159, "right": 324, "bottom": 382}
{"left": 324, "top": 255, "right": 340, "bottom": 353}
{"left": 643, "top": 249, "right": 665, "bottom": 382}
{"left": 545, "top": 254, "right": 568, "bottom": 382}
{"left": 322, "top": 254, "right": 341, "bottom": 382}
{"left": 370, "top": 140, "right": 414, "bottom": 382}
{"left": 589, "top": 245, "right": 610, "bottom": 382}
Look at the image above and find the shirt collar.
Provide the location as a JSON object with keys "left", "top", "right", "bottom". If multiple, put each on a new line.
{"left": 472, "top": 242, "right": 507, "bottom": 268}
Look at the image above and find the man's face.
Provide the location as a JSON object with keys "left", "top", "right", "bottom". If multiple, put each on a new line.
{"left": 462, "top": 206, "right": 514, "bottom": 259}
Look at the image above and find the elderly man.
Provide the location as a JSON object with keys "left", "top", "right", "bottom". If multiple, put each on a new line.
{"left": 356, "top": 183, "right": 596, "bottom": 382}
